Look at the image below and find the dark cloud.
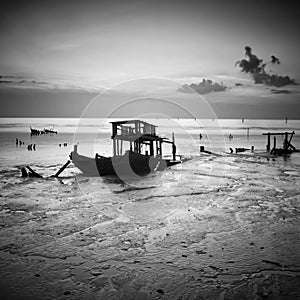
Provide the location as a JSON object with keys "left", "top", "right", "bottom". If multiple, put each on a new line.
{"left": 271, "top": 89, "right": 291, "bottom": 94}
{"left": 0, "top": 75, "right": 51, "bottom": 86}
{"left": 271, "top": 55, "right": 280, "bottom": 64}
{"left": 0, "top": 75, "right": 24, "bottom": 84}
{"left": 0, "top": 80, "right": 48, "bottom": 85}
{"left": 178, "top": 78, "right": 227, "bottom": 95}
{"left": 236, "top": 46, "right": 295, "bottom": 87}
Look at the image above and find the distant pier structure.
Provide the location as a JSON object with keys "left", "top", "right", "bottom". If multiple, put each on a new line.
{"left": 263, "top": 131, "right": 297, "bottom": 155}
{"left": 30, "top": 126, "right": 57, "bottom": 136}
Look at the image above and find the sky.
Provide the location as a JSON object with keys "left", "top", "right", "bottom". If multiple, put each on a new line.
{"left": 0, "top": 0, "right": 299, "bottom": 119}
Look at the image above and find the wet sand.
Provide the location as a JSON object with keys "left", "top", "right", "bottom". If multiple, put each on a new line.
{"left": 0, "top": 154, "right": 299, "bottom": 299}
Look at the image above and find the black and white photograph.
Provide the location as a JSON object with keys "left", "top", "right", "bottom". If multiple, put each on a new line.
{"left": 0, "top": 0, "right": 299, "bottom": 299}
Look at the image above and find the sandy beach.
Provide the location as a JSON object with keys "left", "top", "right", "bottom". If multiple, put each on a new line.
{"left": 0, "top": 118, "right": 299, "bottom": 299}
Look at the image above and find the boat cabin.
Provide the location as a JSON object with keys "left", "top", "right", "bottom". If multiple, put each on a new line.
{"left": 110, "top": 120, "right": 174, "bottom": 158}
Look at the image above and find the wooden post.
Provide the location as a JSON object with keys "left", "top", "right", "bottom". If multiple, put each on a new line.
{"left": 287, "top": 131, "right": 296, "bottom": 151}
{"left": 134, "top": 120, "right": 138, "bottom": 134}
{"left": 288, "top": 131, "right": 294, "bottom": 144}
{"left": 74, "top": 144, "right": 78, "bottom": 154}
{"left": 284, "top": 132, "right": 288, "bottom": 151}
{"left": 138, "top": 142, "right": 140, "bottom": 154}
{"left": 159, "top": 141, "right": 162, "bottom": 156}
{"left": 54, "top": 160, "right": 71, "bottom": 177}
{"left": 273, "top": 136, "right": 276, "bottom": 150}
{"left": 112, "top": 123, "right": 117, "bottom": 138}
{"left": 172, "top": 133, "right": 176, "bottom": 161}
{"left": 116, "top": 139, "right": 119, "bottom": 155}
{"left": 247, "top": 128, "right": 249, "bottom": 139}
{"left": 150, "top": 141, "right": 154, "bottom": 156}
{"left": 26, "top": 166, "right": 43, "bottom": 178}
{"left": 21, "top": 167, "right": 28, "bottom": 178}
{"left": 267, "top": 132, "right": 270, "bottom": 152}
{"left": 134, "top": 141, "right": 138, "bottom": 153}
{"left": 113, "top": 139, "right": 116, "bottom": 156}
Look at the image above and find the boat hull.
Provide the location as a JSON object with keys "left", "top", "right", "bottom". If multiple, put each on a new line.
{"left": 70, "top": 151, "right": 170, "bottom": 177}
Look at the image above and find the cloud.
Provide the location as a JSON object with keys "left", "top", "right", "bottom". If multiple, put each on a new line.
{"left": 178, "top": 78, "right": 227, "bottom": 95}
{"left": 0, "top": 74, "right": 102, "bottom": 92}
{"left": 271, "top": 55, "right": 280, "bottom": 64}
{"left": 0, "top": 75, "right": 24, "bottom": 79}
{"left": 271, "top": 89, "right": 291, "bottom": 94}
{"left": 236, "top": 46, "right": 296, "bottom": 87}
{"left": 0, "top": 75, "right": 47, "bottom": 86}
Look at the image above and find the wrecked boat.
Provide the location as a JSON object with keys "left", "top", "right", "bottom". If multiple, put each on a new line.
{"left": 30, "top": 126, "right": 57, "bottom": 135}
{"left": 70, "top": 120, "right": 183, "bottom": 176}
{"left": 263, "top": 131, "right": 299, "bottom": 155}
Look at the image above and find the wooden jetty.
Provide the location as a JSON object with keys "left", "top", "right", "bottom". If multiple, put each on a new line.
{"left": 263, "top": 131, "right": 298, "bottom": 155}
{"left": 70, "top": 120, "right": 184, "bottom": 176}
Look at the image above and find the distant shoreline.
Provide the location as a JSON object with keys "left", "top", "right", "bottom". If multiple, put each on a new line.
{"left": 1, "top": 117, "right": 300, "bottom": 120}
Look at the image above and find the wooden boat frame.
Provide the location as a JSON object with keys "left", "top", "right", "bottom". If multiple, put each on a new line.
{"left": 70, "top": 120, "right": 182, "bottom": 176}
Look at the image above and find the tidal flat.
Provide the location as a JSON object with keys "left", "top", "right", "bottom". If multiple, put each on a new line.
{"left": 1, "top": 154, "right": 299, "bottom": 299}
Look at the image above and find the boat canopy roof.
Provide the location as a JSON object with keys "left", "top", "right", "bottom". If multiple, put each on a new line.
{"left": 110, "top": 119, "right": 173, "bottom": 144}
{"left": 110, "top": 119, "right": 157, "bottom": 127}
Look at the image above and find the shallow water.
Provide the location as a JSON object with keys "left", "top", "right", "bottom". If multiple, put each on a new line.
{"left": 0, "top": 118, "right": 299, "bottom": 299}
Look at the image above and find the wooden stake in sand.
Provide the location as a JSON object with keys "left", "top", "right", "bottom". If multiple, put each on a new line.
{"left": 26, "top": 166, "right": 43, "bottom": 178}
{"left": 22, "top": 161, "right": 71, "bottom": 179}
{"left": 53, "top": 160, "right": 71, "bottom": 177}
